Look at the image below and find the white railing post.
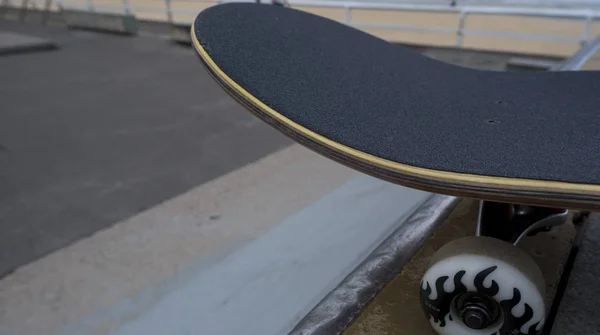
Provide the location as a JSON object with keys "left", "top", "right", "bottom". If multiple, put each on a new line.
{"left": 42, "top": 0, "right": 52, "bottom": 24}
{"left": 344, "top": 5, "right": 350, "bottom": 25}
{"left": 164, "top": 0, "right": 172, "bottom": 24}
{"left": 581, "top": 10, "right": 593, "bottom": 46}
{"left": 19, "top": 0, "right": 29, "bottom": 21}
{"left": 456, "top": 9, "right": 468, "bottom": 47}
{"left": 122, "top": 0, "right": 130, "bottom": 15}
{"left": 0, "top": 0, "right": 8, "bottom": 19}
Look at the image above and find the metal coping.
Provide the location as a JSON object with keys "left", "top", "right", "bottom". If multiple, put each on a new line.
{"left": 287, "top": 194, "right": 459, "bottom": 335}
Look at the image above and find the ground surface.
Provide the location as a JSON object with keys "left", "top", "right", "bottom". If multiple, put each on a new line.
{"left": 0, "top": 30, "right": 56, "bottom": 55}
{"left": 0, "top": 19, "right": 292, "bottom": 278}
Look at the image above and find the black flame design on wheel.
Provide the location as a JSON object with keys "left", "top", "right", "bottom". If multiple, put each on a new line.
{"left": 420, "top": 270, "right": 467, "bottom": 327}
{"left": 420, "top": 266, "right": 539, "bottom": 335}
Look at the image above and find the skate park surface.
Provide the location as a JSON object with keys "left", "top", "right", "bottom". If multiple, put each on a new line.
{"left": 2, "top": 7, "right": 600, "bottom": 335}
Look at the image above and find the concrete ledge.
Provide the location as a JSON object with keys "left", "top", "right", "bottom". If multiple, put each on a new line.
{"left": 1, "top": 7, "right": 65, "bottom": 26}
{"left": 505, "top": 56, "right": 561, "bottom": 71}
{"left": 0, "top": 31, "right": 57, "bottom": 55}
{"left": 61, "top": 9, "right": 138, "bottom": 35}
{"left": 289, "top": 194, "right": 459, "bottom": 335}
{"left": 170, "top": 23, "right": 191, "bottom": 44}
{"left": 0, "top": 145, "right": 432, "bottom": 335}
{"left": 112, "top": 176, "right": 431, "bottom": 335}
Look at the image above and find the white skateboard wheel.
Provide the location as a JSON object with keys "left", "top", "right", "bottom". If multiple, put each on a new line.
{"left": 420, "top": 236, "right": 546, "bottom": 335}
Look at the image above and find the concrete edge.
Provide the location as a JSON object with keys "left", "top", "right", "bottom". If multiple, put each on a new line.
{"left": 0, "top": 39, "right": 57, "bottom": 56}
{"left": 0, "top": 145, "right": 358, "bottom": 335}
{"left": 61, "top": 9, "right": 138, "bottom": 35}
{"left": 105, "top": 176, "right": 433, "bottom": 335}
{"left": 288, "top": 194, "right": 460, "bottom": 335}
{"left": 170, "top": 23, "right": 191, "bottom": 44}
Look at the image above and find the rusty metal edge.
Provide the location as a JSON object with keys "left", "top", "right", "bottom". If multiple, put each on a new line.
{"left": 288, "top": 194, "right": 460, "bottom": 335}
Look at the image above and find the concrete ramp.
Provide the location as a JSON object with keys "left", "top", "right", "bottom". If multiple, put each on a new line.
{"left": 0, "top": 31, "right": 56, "bottom": 55}
{"left": 0, "top": 145, "right": 431, "bottom": 335}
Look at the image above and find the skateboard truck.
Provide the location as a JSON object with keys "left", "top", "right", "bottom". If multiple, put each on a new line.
{"left": 418, "top": 201, "right": 570, "bottom": 334}
{"left": 476, "top": 201, "right": 569, "bottom": 245}
{"left": 419, "top": 201, "right": 567, "bottom": 335}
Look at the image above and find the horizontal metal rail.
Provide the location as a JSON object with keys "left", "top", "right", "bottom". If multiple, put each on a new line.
{"left": 178, "top": 1, "right": 599, "bottom": 48}
{"left": 6, "top": 0, "right": 600, "bottom": 52}
{"left": 309, "top": 2, "right": 600, "bottom": 48}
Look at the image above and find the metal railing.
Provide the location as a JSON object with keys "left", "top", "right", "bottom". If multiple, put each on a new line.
{"left": 59, "top": 0, "right": 600, "bottom": 48}
{"left": 1, "top": 0, "right": 55, "bottom": 24}
{"left": 3, "top": 0, "right": 600, "bottom": 51}
{"left": 284, "top": 1, "right": 600, "bottom": 47}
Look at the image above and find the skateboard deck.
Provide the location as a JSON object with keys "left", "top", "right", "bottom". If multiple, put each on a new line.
{"left": 191, "top": 3, "right": 600, "bottom": 210}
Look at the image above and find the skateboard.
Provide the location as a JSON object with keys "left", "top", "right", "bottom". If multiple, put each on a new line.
{"left": 190, "top": 3, "right": 600, "bottom": 335}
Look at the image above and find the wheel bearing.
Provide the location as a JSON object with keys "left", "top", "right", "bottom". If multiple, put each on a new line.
{"left": 453, "top": 292, "right": 502, "bottom": 329}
